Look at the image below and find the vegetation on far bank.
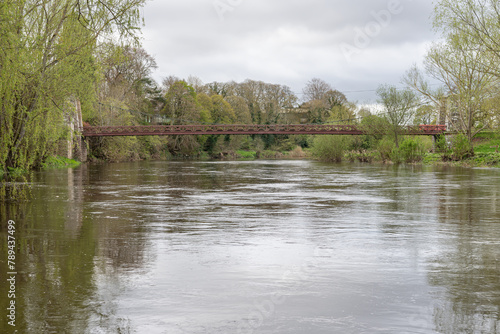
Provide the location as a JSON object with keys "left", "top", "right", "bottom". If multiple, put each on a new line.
{"left": 4, "top": 0, "right": 500, "bottom": 202}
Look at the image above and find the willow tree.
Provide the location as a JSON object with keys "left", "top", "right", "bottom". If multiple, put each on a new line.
{"left": 0, "top": 0, "right": 147, "bottom": 170}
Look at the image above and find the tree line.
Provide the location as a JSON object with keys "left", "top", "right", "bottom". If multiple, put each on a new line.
{"left": 2, "top": 0, "right": 500, "bottom": 171}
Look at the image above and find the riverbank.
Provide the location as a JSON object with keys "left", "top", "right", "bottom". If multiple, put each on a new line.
{"left": 3, "top": 134, "right": 499, "bottom": 181}
{"left": 1, "top": 156, "right": 81, "bottom": 180}
{"left": 181, "top": 148, "right": 500, "bottom": 168}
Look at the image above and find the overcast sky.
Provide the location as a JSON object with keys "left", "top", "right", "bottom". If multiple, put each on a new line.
{"left": 141, "top": 0, "right": 437, "bottom": 103}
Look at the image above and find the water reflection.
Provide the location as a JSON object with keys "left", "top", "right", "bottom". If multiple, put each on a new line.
{"left": 0, "top": 161, "right": 499, "bottom": 333}
{"left": 428, "top": 169, "right": 500, "bottom": 333}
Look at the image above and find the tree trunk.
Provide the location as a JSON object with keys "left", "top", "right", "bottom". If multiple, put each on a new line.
{"left": 73, "top": 99, "right": 87, "bottom": 162}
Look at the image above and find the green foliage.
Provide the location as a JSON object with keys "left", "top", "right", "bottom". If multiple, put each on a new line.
{"left": 0, "top": 0, "right": 146, "bottom": 172}
{"left": 291, "top": 135, "right": 312, "bottom": 148}
{"left": 376, "top": 85, "right": 419, "bottom": 147}
{"left": 379, "top": 137, "right": 431, "bottom": 164}
{"left": 377, "top": 136, "right": 396, "bottom": 162}
{"left": 473, "top": 132, "right": 500, "bottom": 154}
{"left": 103, "top": 137, "right": 142, "bottom": 162}
{"left": 236, "top": 150, "right": 257, "bottom": 159}
{"left": 423, "top": 153, "right": 443, "bottom": 164}
{"left": 137, "top": 136, "right": 169, "bottom": 160}
{"left": 474, "top": 132, "right": 499, "bottom": 140}
{"left": 209, "top": 95, "right": 236, "bottom": 124}
{"left": 312, "top": 135, "right": 352, "bottom": 162}
{"left": 344, "top": 150, "right": 378, "bottom": 163}
{"left": 435, "top": 135, "right": 450, "bottom": 153}
{"left": 472, "top": 153, "right": 500, "bottom": 166}
{"left": 393, "top": 137, "right": 427, "bottom": 163}
{"left": 360, "top": 115, "right": 391, "bottom": 141}
{"left": 3, "top": 167, "right": 28, "bottom": 178}
{"left": 450, "top": 133, "right": 473, "bottom": 160}
{"left": 275, "top": 138, "right": 299, "bottom": 152}
{"left": 350, "top": 135, "right": 377, "bottom": 152}
{"left": 41, "top": 156, "right": 81, "bottom": 169}
{"left": 163, "top": 81, "right": 201, "bottom": 123}
{"left": 287, "top": 146, "right": 307, "bottom": 158}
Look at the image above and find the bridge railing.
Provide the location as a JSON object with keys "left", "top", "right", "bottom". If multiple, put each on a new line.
{"left": 81, "top": 124, "right": 447, "bottom": 137}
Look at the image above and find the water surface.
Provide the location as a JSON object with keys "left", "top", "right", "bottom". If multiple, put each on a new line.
{"left": 1, "top": 160, "right": 500, "bottom": 333}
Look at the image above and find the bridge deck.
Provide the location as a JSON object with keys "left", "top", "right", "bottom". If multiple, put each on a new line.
{"left": 82, "top": 124, "right": 447, "bottom": 137}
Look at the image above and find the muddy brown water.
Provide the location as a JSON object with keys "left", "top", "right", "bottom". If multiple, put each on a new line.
{"left": 1, "top": 160, "right": 499, "bottom": 333}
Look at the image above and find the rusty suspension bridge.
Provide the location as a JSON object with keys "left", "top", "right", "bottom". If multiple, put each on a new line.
{"left": 82, "top": 124, "right": 447, "bottom": 137}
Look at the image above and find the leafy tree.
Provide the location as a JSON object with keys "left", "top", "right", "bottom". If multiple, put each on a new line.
{"left": 97, "top": 43, "right": 162, "bottom": 115}
{"left": 209, "top": 95, "right": 236, "bottom": 124}
{"left": 312, "top": 135, "right": 352, "bottom": 162}
{"left": 414, "top": 105, "right": 437, "bottom": 125}
{"left": 302, "top": 78, "right": 349, "bottom": 124}
{"left": 329, "top": 102, "right": 357, "bottom": 124}
{"left": 196, "top": 93, "right": 214, "bottom": 124}
{"left": 187, "top": 75, "right": 205, "bottom": 94}
{"left": 226, "top": 96, "right": 252, "bottom": 124}
{"left": 162, "top": 75, "right": 181, "bottom": 92}
{"left": 234, "top": 80, "right": 297, "bottom": 124}
{"left": 433, "top": 0, "right": 500, "bottom": 77}
{"left": 405, "top": 34, "right": 498, "bottom": 143}
{"left": 376, "top": 85, "right": 419, "bottom": 148}
{"left": 0, "top": 0, "right": 146, "bottom": 170}
{"left": 205, "top": 81, "right": 235, "bottom": 98}
{"left": 304, "top": 100, "right": 330, "bottom": 124}
{"left": 163, "top": 81, "right": 202, "bottom": 124}
{"left": 235, "top": 80, "right": 265, "bottom": 123}
{"left": 302, "top": 78, "right": 332, "bottom": 102}
{"left": 324, "top": 90, "right": 348, "bottom": 110}
{"left": 360, "top": 114, "right": 390, "bottom": 139}
{"left": 162, "top": 81, "right": 206, "bottom": 155}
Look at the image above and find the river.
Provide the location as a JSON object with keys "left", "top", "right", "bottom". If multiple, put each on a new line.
{"left": 1, "top": 160, "right": 499, "bottom": 333}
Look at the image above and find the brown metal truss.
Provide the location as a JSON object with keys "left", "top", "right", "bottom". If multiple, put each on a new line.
{"left": 82, "top": 124, "right": 447, "bottom": 137}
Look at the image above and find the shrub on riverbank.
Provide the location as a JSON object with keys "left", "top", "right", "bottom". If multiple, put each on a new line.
{"left": 447, "top": 134, "right": 474, "bottom": 161}
{"left": 287, "top": 146, "right": 307, "bottom": 158}
{"left": 236, "top": 150, "right": 257, "bottom": 159}
{"left": 88, "top": 135, "right": 170, "bottom": 162}
{"left": 312, "top": 135, "right": 352, "bottom": 162}
{"left": 392, "top": 137, "right": 430, "bottom": 163}
{"left": 345, "top": 150, "right": 378, "bottom": 163}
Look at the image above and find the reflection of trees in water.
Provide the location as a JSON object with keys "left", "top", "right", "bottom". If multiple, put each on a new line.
{"left": 0, "top": 173, "right": 33, "bottom": 202}
{"left": 0, "top": 165, "right": 152, "bottom": 333}
{"left": 429, "top": 170, "right": 500, "bottom": 333}
{"left": 87, "top": 163, "right": 158, "bottom": 270}
{"left": 0, "top": 169, "right": 96, "bottom": 333}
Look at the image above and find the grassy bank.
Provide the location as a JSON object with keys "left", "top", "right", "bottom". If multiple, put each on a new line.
{"left": 41, "top": 156, "right": 81, "bottom": 169}
{"left": 325, "top": 133, "right": 500, "bottom": 168}
{"left": 422, "top": 152, "right": 500, "bottom": 167}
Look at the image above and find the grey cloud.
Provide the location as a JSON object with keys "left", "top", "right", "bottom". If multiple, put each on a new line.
{"left": 141, "top": 0, "right": 436, "bottom": 102}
